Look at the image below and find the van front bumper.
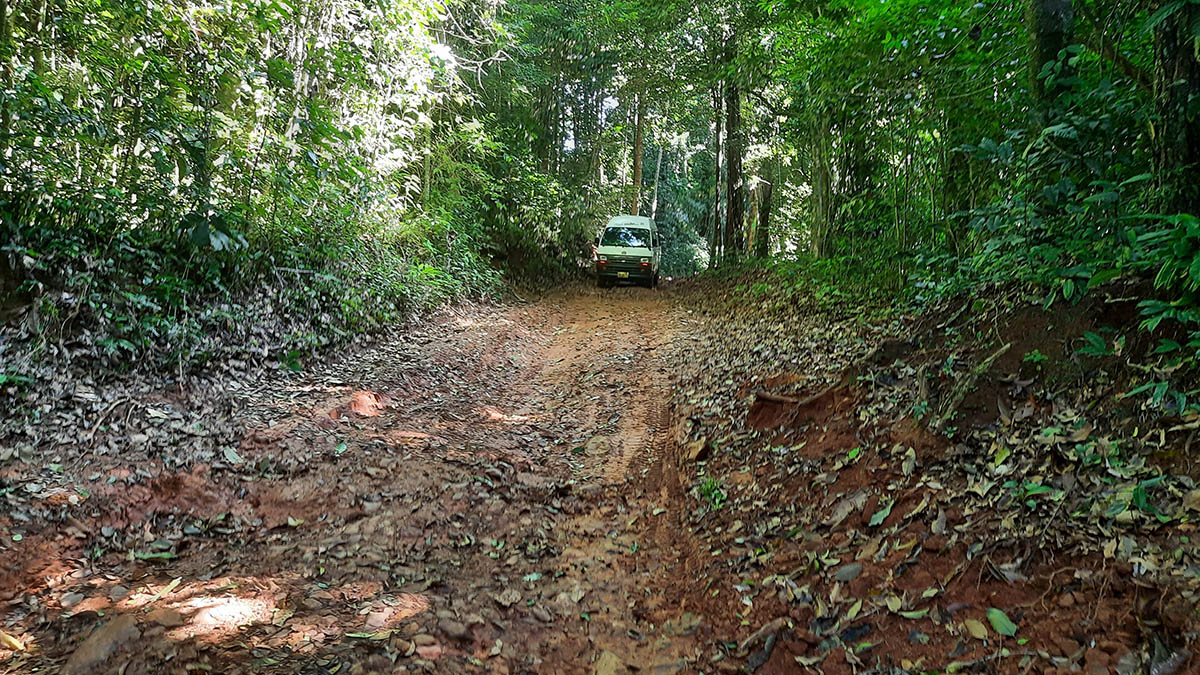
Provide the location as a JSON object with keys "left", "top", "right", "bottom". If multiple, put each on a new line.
{"left": 596, "top": 262, "right": 653, "bottom": 280}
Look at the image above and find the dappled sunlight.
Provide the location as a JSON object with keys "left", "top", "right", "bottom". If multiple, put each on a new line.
{"left": 378, "top": 428, "right": 436, "bottom": 445}
{"left": 480, "top": 405, "right": 532, "bottom": 424}
{"left": 340, "top": 390, "right": 391, "bottom": 418}
{"left": 170, "top": 595, "right": 275, "bottom": 643}
{"left": 359, "top": 593, "right": 432, "bottom": 630}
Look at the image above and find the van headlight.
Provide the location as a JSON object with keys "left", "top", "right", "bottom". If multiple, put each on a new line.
{"left": 640, "top": 257, "right": 650, "bottom": 263}
{"left": 597, "top": 254, "right": 607, "bottom": 261}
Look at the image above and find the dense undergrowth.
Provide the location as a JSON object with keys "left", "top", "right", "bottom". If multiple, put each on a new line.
{"left": 725, "top": 205, "right": 1200, "bottom": 420}
{"left": 1, "top": 205, "right": 502, "bottom": 378}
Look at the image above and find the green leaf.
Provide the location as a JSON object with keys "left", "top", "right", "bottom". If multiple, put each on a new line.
{"left": 1088, "top": 269, "right": 1121, "bottom": 289}
{"left": 1079, "top": 331, "right": 1110, "bottom": 356}
{"left": 986, "top": 608, "right": 1018, "bottom": 636}
{"left": 868, "top": 499, "right": 893, "bottom": 527}
{"left": 1145, "top": 0, "right": 1188, "bottom": 33}
{"left": 1154, "top": 339, "right": 1182, "bottom": 354}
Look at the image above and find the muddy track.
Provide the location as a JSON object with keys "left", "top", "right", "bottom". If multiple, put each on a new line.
{"left": 4, "top": 287, "right": 707, "bottom": 675}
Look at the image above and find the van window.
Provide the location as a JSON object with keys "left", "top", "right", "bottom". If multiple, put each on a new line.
{"left": 601, "top": 227, "right": 650, "bottom": 248}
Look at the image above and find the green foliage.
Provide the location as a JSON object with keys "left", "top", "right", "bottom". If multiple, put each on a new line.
{"left": 699, "top": 475, "right": 727, "bottom": 510}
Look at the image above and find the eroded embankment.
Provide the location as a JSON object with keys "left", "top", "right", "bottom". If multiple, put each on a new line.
{"left": 652, "top": 278, "right": 1197, "bottom": 674}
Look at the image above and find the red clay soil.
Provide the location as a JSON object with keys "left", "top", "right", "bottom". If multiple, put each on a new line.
{"left": 2, "top": 282, "right": 1196, "bottom": 675}
{"left": 0, "top": 288, "right": 715, "bottom": 674}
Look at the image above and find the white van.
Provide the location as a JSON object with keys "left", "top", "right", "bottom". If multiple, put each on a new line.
{"left": 593, "top": 215, "right": 660, "bottom": 288}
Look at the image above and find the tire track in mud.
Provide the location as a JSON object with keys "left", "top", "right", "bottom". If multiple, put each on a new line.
{"left": 531, "top": 288, "right": 712, "bottom": 674}
{"left": 601, "top": 338, "right": 670, "bottom": 484}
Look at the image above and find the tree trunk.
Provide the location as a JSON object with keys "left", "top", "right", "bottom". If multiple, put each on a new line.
{"left": 1152, "top": 2, "right": 1200, "bottom": 214}
{"left": 650, "top": 142, "right": 664, "bottom": 220}
{"left": 710, "top": 84, "right": 723, "bottom": 269}
{"left": 724, "top": 35, "right": 744, "bottom": 259}
{"left": 27, "top": 0, "right": 45, "bottom": 77}
{"left": 1026, "top": 0, "right": 1074, "bottom": 105}
{"left": 810, "top": 114, "right": 834, "bottom": 258}
{"left": 0, "top": 0, "right": 11, "bottom": 161}
{"left": 630, "top": 94, "right": 646, "bottom": 215}
{"left": 755, "top": 175, "right": 772, "bottom": 257}
{"left": 422, "top": 120, "right": 433, "bottom": 207}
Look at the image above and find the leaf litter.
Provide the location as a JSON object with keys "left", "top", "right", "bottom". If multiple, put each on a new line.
{"left": 1, "top": 277, "right": 1198, "bottom": 674}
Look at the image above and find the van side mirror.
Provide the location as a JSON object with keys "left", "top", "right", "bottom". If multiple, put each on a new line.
{"left": 595, "top": 234, "right": 601, "bottom": 246}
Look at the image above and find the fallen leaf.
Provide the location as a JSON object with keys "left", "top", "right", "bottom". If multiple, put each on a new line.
{"left": 869, "top": 500, "right": 893, "bottom": 527}
{"left": 846, "top": 598, "right": 862, "bottom": 621}
{"left": 986, "top": 608, "right": 1017, "bottom": 637}
{"left": 0, "top": 629, "right": 24, "bottom": 651}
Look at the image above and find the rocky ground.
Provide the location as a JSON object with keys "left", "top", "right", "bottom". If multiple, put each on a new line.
{"left": 1, "top": 280, "right": 1197, "bottom": 674}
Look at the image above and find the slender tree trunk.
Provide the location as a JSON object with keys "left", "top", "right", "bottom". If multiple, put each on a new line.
{"left": 630, "top": 94, "right": 646, "bottom": 214}
{"left": 1026, "top": 0, "right": 1074, "bottom": 107}
{"left": 755, "top": 174, "right": 772, "bottom": 257}
{"left": 710, "top": 85, "right": 723, "bottom": 269}
{"left": 650, "top": 142, "right": 664, "bottom": 220}
{"left": 588, "top": 87, "right": 602, "bottom": 183}
{"left": 810, "top": 114, "right": 834, "bottom": 258}
{"left": 0, "top": 0, "right": 11, "bottom": 162}
{"left": 724, "top": 35, "right": 744, "bottom": 258}
{"left": 28, "top": 0, "right": 45, "bottom": 77}
{"left": 1152, "top": 2, "right": 1200, "bottom": 214}
{"left": 422, "top": 121, "right": 433, "bottom": 208}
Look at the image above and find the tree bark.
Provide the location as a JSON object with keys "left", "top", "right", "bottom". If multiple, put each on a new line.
{"left": 1026, "top": 0, "right": 1074, "bottom": 105}
{"left": 755, "top": 174, "right": 772, "bottom": 257}
{"left": 810, "top": 113, "right": 834, "bottom": 258}
{"left": 650, "top": 141, "right": 664, "bottom": 220}
{"left": 27, "top": 0, "right": 44, "bottom": 77}
{"left": 1152, "top": 2, "right": 1200, "bottom": 214}
{"left": 710, "top": 84, "right": 723, "bottom": 269}
{"left": 0, "top": 0, "right": 11, "bottom": 160}
{"left": 630, "top": 94, "right": 646, "bottom": 215}
{"left": 723, "top": 34, "right": 744, "bottom": 258}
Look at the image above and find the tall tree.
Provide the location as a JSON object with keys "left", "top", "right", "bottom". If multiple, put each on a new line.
{"left": 754, "top": 168, "right": 773, "bottom": 257}
{"left": 1026, "top": 0, "right": 1075, "bottom": 107}
{"left": 1150, "top": 1, "right": 1200, "bottom": 214}
{"left": 631, "top": 94, "right": 647, "bottom": 214}
{"left": 723, "top": 32, "right": 744, "bottom": 258}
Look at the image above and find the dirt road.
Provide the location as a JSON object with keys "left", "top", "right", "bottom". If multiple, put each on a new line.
{"left": 5, "top": 287, "right": 713, "bottom": 674}
{"left": 8, "top": 281, "right": 1189, "bottom": 674}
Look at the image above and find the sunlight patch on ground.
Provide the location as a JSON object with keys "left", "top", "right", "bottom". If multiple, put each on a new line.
{"left": 378, "top": 429, "right": 435, "bottom": 445}
{"left": 169, "top": 595, "right": 275, "bottom": 643}
{"left": 361, "top": 593, "right": 432, "bottom": 630}
{"left": 480, "top": 405, "right": 531, "bottom": 423}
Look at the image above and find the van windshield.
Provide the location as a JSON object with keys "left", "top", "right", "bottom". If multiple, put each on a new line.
{"left": 601, "top": 226, "right": 650, "bottom": 248}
